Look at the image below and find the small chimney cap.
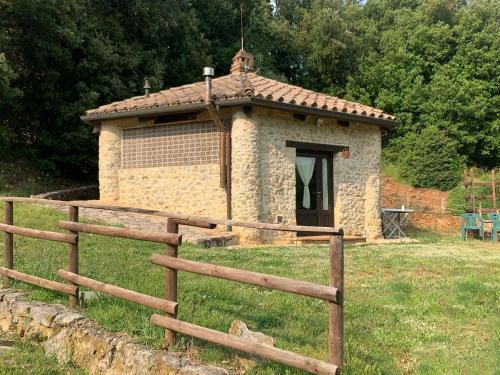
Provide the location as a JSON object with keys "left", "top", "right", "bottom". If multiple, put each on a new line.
{"left": 203, "top": 67, "right": 215, "bottom": 77}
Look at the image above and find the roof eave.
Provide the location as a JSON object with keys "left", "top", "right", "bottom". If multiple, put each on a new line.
{"left": 80, "top": 102, "right": 208, "bottom": 124}
{"left": 247, "top": 98, "right": 397, "bottom": 129}
{"left": 81, "top": 97, "right": 397, "bottom": 129}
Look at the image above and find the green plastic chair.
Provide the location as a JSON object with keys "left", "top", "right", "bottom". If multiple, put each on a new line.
{"left": 460, "top": 213, "right": 484, "bottom": 240}
{"left": 487, "top": 213, "right": 500, "bottom": 242}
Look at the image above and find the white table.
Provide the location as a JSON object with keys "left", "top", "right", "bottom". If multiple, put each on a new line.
{"left": 381, "top": 208, "right": 414, "bottom": 239}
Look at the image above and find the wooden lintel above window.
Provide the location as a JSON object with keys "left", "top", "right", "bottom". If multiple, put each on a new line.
{"left": 138, "top": 111, "right": 201, "bottom": 124}
{"left": 285, "top": 140, "right": 348, "bottom": 153}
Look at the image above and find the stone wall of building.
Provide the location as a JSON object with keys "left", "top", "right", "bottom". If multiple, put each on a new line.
{"left": 231, "top": 111, "right": 262, "bottom": 242}
{"left": 119, "top": 164, "right": 227, "bottom": 218}
{"left": 99, "top": 115, "right": 227, "bottom": 218}
{"left": 99, "top": 121, "right": 122, "bottom": 202}
{"left": 98, "top": 107, "right": 382, "bottom": 242}
{"left": 231, "top": 107, "right": 382, "bottom": 241}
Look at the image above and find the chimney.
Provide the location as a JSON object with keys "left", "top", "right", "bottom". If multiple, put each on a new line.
{"left": 203, "top": 67, "right": 215, "bottom": 103}
{"left": 230, "top": 49, "right": 254, "bottom": 74}
{"left": 143, "top": 78, "right": 151, "bottom": 98}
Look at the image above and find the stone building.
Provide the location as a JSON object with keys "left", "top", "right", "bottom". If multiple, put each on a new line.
{"left": 82, "top": 50, "right": 396, "bottom": 243}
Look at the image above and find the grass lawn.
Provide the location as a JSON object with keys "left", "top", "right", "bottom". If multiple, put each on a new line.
{"left": 0, "top": 202, "right": 498, "bottom": 374}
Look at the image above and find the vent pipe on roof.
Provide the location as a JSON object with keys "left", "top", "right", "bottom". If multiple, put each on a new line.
{"left": 203, "top": 67, "right": 214, "bottom": 103}
{"left": 143, "top": 78, "right": 151, "bottom": 98}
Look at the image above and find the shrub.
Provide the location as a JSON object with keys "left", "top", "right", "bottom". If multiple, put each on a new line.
{"left": 396, "top": 127, "right": 465, "bottom": 191}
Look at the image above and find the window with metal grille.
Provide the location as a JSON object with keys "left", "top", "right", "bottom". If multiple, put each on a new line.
{"left": 121, "top": 121, "right": 220, "bottom": 169}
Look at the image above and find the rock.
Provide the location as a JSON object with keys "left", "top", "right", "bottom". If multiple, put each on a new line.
{"left": 0, "top": 301, "right": 9, "bottom": 319}
{"left": 53, "top": 311, "right": 84, "bottom": 327}
{"left": 0, "top": 289, "right": 18, "bottom": 302}
{"left": 30, "top": 305, "right": 64, "bottom": 327}
{"left": 2, "top": 292, "right": 27, "bottom": 303}
{"left": 80, "top": 291, "right": 100, "bottom": 306}
{"left": 229, "top": 320, "right": 274, "bottom": 346}
{"left": 180, "top": 365, "right": 230, "bottom": 375}
{"left": 228, "top": 320, "right": 275, "bottom": 368}
{"left": 44, "top": 328, "right": 72, "bottom": 363}
{"left": 107, "top": 342, "right": 158, "bottom": 374}
{"left": 12, "top": 301, "right": 34, "bottom": 316}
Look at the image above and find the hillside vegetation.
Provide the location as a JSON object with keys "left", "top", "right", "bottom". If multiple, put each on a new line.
{"left": 0, "top": 158, "right": 86, "bottom": 197}
{"left": 1, "top": 0, "right": 498, "bottom": 188}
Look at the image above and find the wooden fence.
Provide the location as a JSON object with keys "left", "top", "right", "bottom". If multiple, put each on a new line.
{"left": 0, "top": 197, "right": 344, "bottom": 375}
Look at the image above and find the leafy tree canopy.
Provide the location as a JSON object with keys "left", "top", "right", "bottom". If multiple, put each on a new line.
{"left": 0, "top": 0, "right": 498, "bottom": 189}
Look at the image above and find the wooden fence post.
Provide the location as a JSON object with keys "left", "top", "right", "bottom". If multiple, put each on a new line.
{"left": 165, "top": 218, "right": 179, "bottom": 348}
{"left": 3, "top": 200, "right": 13, "bottom": 285}
{"left": 328, "top": 234, "right": 344, "bottom": 369}
{"left": 68, "top": 206, "right": 79, "bottom": 308}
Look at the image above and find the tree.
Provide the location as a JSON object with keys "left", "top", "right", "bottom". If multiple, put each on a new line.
{"left": 396, "top": 126, "right": 465, "bottom": 190}
{"left": 0, "top": 0, "right": 497, "bottom": 186}
{"left": 346, "top": 0, "right": 499, "bottom": 179}
{"left": 0, "top": 0, "right": 209, "bottom": 176}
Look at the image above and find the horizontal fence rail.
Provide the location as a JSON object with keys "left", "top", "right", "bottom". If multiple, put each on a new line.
{"left": 0, "top": 267, "right": 78, "bottom": 296}
{"left": 57, "top": 270, "right": 178, "bottom": 315}
{"left": 1, "top": 197, "right": 342, "bottom": 234}
{"left": 151, "top": 314, "right": 339, "bottom": 375}
{"left": 1, "top": 197, "right": 344, "bottom": 374}
{"left": 150, "top": 254, "right": 339, "bottom": 303}
{"left": 58, "top": 220, "right": 181, "bottom": 246}
{"left": 0, "top": 223, "right": 77, "bottom": 244}
{"left": 170, "top": 218, "right": 217, "bottom": 229}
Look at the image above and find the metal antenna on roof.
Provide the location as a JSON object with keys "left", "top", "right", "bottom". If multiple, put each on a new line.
{"left": 240, "top": 2, "right": 244, "bottom": 51}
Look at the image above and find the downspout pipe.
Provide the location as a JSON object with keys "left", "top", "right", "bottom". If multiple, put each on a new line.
{"left": 204, "top": 67, "right": 232, "bottom": 229}
{"left": 204, "top": 67, "right": 226, "bottom": 188}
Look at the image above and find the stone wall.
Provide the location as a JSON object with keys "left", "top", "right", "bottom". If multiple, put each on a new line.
{"left": 231, "top": 107, "right": 382, "bottom": 242}
{"left": 0, "top": 289, "right": 228, "bottom": 374}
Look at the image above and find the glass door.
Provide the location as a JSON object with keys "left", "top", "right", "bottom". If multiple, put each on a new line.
{"left": 296, "top": 151, "right": 333, "bottom": 233}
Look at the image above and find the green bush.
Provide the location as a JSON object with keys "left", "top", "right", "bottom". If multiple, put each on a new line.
{"left": 395, "top": 127, "right": 465, "bottom": 191}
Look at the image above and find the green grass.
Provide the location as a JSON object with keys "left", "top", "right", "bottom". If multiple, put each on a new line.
{"left": 0, "top": 202, "right": 499, "bottom": 374}
{"left": 0, "top": 331, "right": 86, "bottom": 375}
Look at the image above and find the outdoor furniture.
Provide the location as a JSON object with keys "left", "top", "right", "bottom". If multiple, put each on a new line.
{"left": 487, "top": 213, "right": 500, "bottom": 242}
{"left": 381, "top": 208, "right": 414, "bottom": 239}
{"left": 460, "top": 213, "right": 484, "bottom": 240}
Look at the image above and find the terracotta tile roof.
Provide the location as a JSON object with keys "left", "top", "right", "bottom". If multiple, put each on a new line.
{"left": 85, "top": 50, "right": 394, "bottom": 123}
